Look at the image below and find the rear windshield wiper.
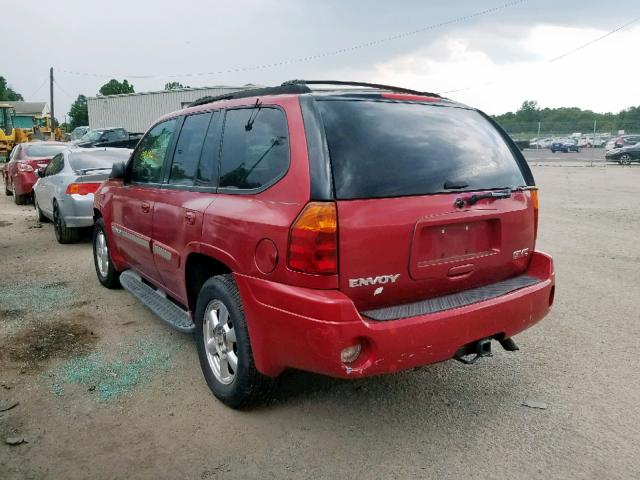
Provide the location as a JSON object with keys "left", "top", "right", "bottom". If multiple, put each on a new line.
{"left": 466, "top": 189, "right": 512, "bottom": 206}
{"left": 77, "top": 167, "right": 111, "bottom": 174}
{"left": 458, "top": 189, "right": 512, "bottom": 207}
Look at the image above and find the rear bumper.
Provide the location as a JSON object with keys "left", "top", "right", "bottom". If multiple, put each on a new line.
{"left": 13, "top": 172, "right": 36, "bottom": 196}
{"left": 58, "top": 194, "right": 95, "bottom": 227}
{"left": 236, "top": 251, "right": 555, "bottom": 378}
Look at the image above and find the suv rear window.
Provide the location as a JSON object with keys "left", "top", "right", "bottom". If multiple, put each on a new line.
{"left": 316, "top": 100, "right": 527, "bottom": 199}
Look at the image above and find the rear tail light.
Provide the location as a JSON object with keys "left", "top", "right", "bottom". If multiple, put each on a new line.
{"left": 531, "top": 189, "right": 539, "bottom": 240}
{"left": 65, "top": 182, "right": 102, "bottom": 195}
{"left": 287, "top": 202, "right": 338, "bottom": 275}
{"left": 17, "top": 163, "right": 34, "bottom": 173}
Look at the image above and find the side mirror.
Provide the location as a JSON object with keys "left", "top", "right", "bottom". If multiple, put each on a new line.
{"left": 37, "top": 168, "right": 46, "bottom": 178}
{"left": 109, "top": 161, "right": 126, "bottom": 180}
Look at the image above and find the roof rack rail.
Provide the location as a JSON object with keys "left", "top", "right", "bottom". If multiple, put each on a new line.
{"left": 188, "top": 83, "right": 311, "bottom": 107}
{"left": 187, "top": 80, "right": 441, "bottom": 108}
{"left": 281, "top": 80, "right": 441, "bottom": 98}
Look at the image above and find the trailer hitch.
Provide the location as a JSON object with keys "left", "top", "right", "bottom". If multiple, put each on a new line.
{"left": 454, "top": 337, "right": 519, "bottom": 365}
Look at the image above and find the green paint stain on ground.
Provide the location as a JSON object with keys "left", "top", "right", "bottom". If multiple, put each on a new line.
{"left": 0, "top": 281, "right": 74, "bottom": 321}
{"left": 47, "top": 338, "right": 181, "bottom": 401}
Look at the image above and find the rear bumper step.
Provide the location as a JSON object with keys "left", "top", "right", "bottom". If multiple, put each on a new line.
{"left": 120, "top": 270, "right": 195, "bottom": 333}
{"left": 362, "top": 275, "right": 541, "bottom": 321}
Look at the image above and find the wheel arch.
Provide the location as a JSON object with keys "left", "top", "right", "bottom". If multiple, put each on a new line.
{"left": 185, "top": 253, "right": 233, "bottom": 313}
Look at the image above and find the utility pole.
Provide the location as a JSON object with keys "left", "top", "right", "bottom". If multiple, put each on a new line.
{"left": 590, "top": 119, "right": 597, "bottom": 167}
{"left": 49, "top": 67, "right": 55, "bottom": 141}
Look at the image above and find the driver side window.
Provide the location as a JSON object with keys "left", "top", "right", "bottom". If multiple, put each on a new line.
{"left": 130, "top": 119, "right": 178, "bottom": 183}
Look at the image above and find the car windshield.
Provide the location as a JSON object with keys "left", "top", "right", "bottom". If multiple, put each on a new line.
{"left": 25, "top": 144, "right": 67, "bottom": 157}
{"left": 69, "top": 150, "right": 130, "bottom": 172}
{"left": 82, "top": 130, "right": 105, "bottom": 142}
{"left": 316, "top": 99, "right": 527, "bottom": 199}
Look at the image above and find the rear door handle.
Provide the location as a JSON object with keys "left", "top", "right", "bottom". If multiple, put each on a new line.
{"left": 141, "top": 201, "right": 151, "bottom": 213}
{"left": 185, "top": 211, "right": 196, "bottom": 225}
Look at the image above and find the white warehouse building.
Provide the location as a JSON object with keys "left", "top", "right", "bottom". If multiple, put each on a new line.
{"left": 87, "top": 85, "right": 253, "bottom": 133}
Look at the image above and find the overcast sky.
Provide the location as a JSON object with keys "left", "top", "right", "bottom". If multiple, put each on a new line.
{"left": 5, "top": 0, "right": 639, "bottom": 119}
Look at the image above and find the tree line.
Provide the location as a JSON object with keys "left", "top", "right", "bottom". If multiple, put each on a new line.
{"left": 3, "top": 73, "right": 640, "bottom": 134}
{"left": 494, "top": 100, "right": 640, "bottom": 136}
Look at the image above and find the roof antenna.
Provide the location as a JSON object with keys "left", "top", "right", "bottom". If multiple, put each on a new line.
{"left": 245, "top": 98, "right": 262, "bottom": 131}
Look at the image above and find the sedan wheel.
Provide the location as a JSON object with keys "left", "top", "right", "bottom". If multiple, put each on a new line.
{"left": 620, "top": 154, "right": 632, "bottom": 166}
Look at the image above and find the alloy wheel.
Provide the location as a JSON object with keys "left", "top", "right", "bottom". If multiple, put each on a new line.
{"left": 203, "top": 299, "right": 238, "bottom": 385}
{"left": 95, "top": 230, "right": 110, "bottom": 278}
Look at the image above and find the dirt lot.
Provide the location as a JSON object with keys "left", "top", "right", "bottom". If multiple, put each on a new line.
{"left": 1, "top": 163, "right": 639, "bottom": 479}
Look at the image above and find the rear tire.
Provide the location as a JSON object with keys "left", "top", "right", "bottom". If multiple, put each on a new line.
{"left": 194, "top": 274, "right": 274, "bottom": 409}
{"left": 92, "top": 218, "right": 121, "bottom": 288}
{"left": 620, "top": 154, "right": 632, "bottom": 166}
{"left": 13, "top": 188, "right": 27, "bottom": 205}
{"left": 4, "top": 178, "right": 11, "bottom": 196}
{"left": 53, "top": 202, "right": 79, "bottom": 244}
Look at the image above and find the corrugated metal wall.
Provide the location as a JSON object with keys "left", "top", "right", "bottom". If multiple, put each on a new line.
{"left": 87, "top": 86, "right": 250, "bottom": 133}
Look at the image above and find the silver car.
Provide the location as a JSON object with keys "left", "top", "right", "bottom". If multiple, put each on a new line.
{"left": 33, "top": 148, "right": 131, "bottom": 243}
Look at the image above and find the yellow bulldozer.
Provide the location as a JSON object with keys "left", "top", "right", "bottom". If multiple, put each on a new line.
{"left": 31, "top": 113, "right": 64, "bottom": 142}
{"left": 0, "top": 105, "right": 64, "bottom": 160}
{"left": 0, "top": 103, "right": 29, "bottom": 161}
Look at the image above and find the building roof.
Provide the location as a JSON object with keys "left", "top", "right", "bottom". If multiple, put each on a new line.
{"left": 5, "top": 101, "right": 48, "bottom": 116}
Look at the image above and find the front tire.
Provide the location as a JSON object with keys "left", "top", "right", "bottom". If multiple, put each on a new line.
{"left": 194, "top": 274, "right": 274, "bottom": 409}
{"left": 92, "top": 218, "right": 121, "bottom": 288}
{"left": 4, "top": 178, "right": 11, "bottom": 196}
{"left": 620, "top": 154, "right": 632, "bottom": 166}
{"left": 53, "top": 202, "right": 79, "bottom": 244}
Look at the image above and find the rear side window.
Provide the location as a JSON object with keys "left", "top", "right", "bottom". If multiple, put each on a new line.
{"left": 169, "top": 112, "right": 213, "bottom": 186}
{"left": 219, "top": 107, "right": 289, "bottom": 190}
{"left": 45, "top": 154, "right": 64, "bottom": 176}
{"left": 130, "top": 118, "right": 177, "bottom": 183}
{"left": 316, "top": 100, "right": 527, "bottom": 199}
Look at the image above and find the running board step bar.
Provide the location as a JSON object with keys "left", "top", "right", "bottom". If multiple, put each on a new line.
{"left": 120, "top": 270, "right": 195, "bottom": 333}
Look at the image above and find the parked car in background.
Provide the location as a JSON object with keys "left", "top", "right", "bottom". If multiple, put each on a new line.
{"left": 75, "top": 127, "right": 143, "bottom": 149}
{"left": 605, "top": 135, "right": 640, "bottom": 150}
{"left": 91, "top": 80, "right": 554, "bottom": 408}
{"left": 2, "top": 141, "right": 68, "bottom": 204}
{"left": 605, "top": 142, "right": 640, "bottom": 165}
{"left": 551, "top": 140, "right": 580, "bottom": 153}
{"left": 33, "top": 148, "right": 131, "bottom": 243}
{"left": 70, "top": 126, "right": 91, "bottom": 142}
{"left": 530, "top": 137, "right": 554, "bottom": 149}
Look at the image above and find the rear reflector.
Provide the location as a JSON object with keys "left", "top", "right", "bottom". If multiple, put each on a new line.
{"left": 531, "top": 189, "right": 539, "bottom": 240}
{"left": 65, "top": 182, "right": 102, "bottom": 195}
{"left": 287, "top": 202, "right": 338, "bottom": 275}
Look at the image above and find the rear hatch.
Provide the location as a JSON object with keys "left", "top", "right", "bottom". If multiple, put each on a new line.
{"left": 315, "top": 97, "right": 536, "bottom": 311}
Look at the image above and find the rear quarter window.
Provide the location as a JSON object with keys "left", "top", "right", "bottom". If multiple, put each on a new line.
{"left": 218, "top": 107, "right": 289, "bottom": 191}
{"left": 316, "top": 100, "right": 527, "bottom": 199}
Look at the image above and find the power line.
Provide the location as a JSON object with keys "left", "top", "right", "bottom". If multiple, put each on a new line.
{"left": 57, "top": 0, "right": 528, "bottom": 80}
{"left": 547, "top": 14, "right": 640, "bottom": 63}
{"left": 27, "top": 78, "right": 48, "bottom": 99}
{"left": 439, "top": 14, "right": 640, "bottom": 94}
{"left": 53, "top": 79, "right": 75, "bottom": 101}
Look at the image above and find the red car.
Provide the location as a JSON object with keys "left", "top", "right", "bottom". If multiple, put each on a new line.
{"left": 92, "top": 81, "right": 555, "bottom": 408}
{"left": 3, "top": 141, "right": 68, "bottom": 204}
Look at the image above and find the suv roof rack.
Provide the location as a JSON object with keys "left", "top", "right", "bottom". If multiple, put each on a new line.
{"left": 188, "top": 80, "right": 441, "bottom": 108}
{"left": 282, "top": 80, "right": 441, "bottom": 98}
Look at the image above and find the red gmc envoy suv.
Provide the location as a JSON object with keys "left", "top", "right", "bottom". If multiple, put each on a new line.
{"left": 92, "top": 80, "right": 555, "bottom": 408}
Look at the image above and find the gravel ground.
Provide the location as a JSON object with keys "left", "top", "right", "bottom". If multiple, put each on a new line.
{"left": 1, "top": 163, "right": 639, "bottom": 479}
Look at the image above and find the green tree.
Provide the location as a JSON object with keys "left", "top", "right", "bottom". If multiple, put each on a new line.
{"left": 0, "top": 76, "right": 24, "bottom": 101}
{"left": 99, "top": 79, "right": 135, "bottom": 96}
{"left": 164, "top": 81, "right": 189, "bottom": 90}
{"left": 69, "top": 94, "right": 88, "bottom": 129}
